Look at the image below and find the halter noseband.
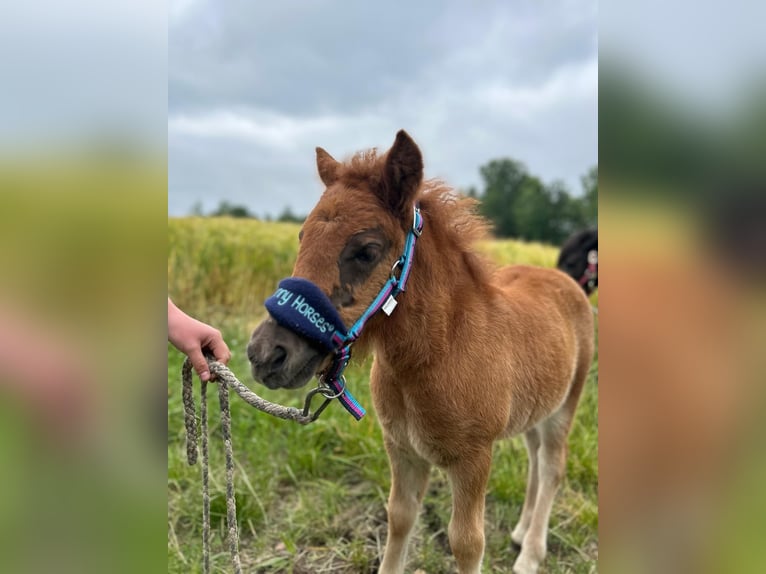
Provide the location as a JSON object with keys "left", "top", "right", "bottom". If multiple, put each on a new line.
{"left": 264, "top": 205, "right": 424, "bottom": 421}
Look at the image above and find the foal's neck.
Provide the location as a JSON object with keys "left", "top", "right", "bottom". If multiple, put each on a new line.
{"left": 367, "top": 209, "right": 490, "bottom": 371}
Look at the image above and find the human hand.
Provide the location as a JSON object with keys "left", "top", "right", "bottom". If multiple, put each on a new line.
{"left": 168, "top": 299, "right": 231, "bottom": 381}
{"left": 0, "top": 303, "right": 93, "bottom": 441}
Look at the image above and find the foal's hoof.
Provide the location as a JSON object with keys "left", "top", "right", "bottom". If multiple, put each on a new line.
{"left": 512, "top": 560, "right": 539, "bottom": 574}
{"left": 513, "top": 550, "right": 541, "bottom": 574}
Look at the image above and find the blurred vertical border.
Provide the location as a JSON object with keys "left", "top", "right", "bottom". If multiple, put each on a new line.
{"left": 0, "top": 1, "right": 167, "bottom": 573}
{"left": 600, "top": 1, "right": 766, "bottom": 573}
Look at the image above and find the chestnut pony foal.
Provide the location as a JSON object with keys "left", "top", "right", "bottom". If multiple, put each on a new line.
{"left": 248, "top": 131, "right": 594, "bottom": 574}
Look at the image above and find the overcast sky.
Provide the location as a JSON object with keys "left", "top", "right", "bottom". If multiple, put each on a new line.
{"left": 168, "top": 0, "right": 598, "bottom": 217}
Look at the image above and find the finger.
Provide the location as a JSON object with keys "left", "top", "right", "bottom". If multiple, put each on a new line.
{"left": 208, "top": 334, "right": 232, "bottom": 364}
{"left": 187, "top": 347, "right": 211, "bottom": 382}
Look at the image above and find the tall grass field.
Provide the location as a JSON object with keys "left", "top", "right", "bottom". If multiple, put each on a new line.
{"left": 168, "top": 217, "right": 598, "bottom": 573}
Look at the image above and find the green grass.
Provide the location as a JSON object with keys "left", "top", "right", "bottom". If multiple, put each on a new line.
{"left": 168, "top": 218, "right": 598, "bottom": 573}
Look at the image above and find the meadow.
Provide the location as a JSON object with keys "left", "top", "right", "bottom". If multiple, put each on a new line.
{"left": 168, "top": 217, "right": 598, "bottom": 573}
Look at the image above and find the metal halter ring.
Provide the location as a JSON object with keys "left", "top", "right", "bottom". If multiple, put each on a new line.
{"left": 301, "top": 375, "right": 347, "bottom": 421}
{"left": 412, "top": 206, "right": 422, "bottom": 236}
{"left": 319, "top": 375, "right": 346, "bottom": 399}
{"left": 390, "top": 257, "right": 404, "bottom": 281}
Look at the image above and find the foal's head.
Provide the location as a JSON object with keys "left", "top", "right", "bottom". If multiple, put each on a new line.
{"left": 248, "top": 130, "right": 424, "bottom": 389}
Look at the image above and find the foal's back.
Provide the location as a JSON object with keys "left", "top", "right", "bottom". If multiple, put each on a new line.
{"left": 489, "top": 264, "right": 594, "bottom": 436}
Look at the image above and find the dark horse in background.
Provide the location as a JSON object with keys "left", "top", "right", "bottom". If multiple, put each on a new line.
{"left": 557, "top": 228, "right": 598, "bottom": 295}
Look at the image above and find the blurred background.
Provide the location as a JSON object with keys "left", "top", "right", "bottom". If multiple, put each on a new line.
{"left": 0, "top": 1, "right": 166, "bottom": 573}
{"left": 600, "top": 1, "right": 766, "bottom": 573}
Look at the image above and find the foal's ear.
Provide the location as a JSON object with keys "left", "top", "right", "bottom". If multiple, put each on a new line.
{"left": 316, "top": 147, "right": 340, "bottom": 187}
{"left": 379, "top": 130, "right": 423, "bottom": 220}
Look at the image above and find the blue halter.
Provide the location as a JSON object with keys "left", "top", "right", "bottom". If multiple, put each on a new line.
{"left": 264, "top": 206, "right": 424, "bottom": 421}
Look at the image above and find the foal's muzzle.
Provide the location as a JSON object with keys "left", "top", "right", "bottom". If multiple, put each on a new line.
{"left": 248, "top": 277, "right": 348, "bottom": 390}
{"left": 247, "top": 317, "right": 326, "bottom": 389}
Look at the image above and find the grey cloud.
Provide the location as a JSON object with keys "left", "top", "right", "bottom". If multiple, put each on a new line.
{"left": 170, "top": 0, "right": 596, "bottom": 115}
{"left": 169, "top": 0, "right": 598, "bottom": 217}
{"left": 169, "top": 1, "right": 442, "bottom": 115}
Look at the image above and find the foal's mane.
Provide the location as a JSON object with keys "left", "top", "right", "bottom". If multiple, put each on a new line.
{"left": 418, "top": 183, "right": 494, "bottom": 287}
{"left": 340, "top": 149, "right": 387, "bottom": 189}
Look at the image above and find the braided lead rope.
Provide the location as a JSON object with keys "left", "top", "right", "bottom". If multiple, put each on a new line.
{"left": 207, "top": 360, "right": 313, "bottom": 425}
{"left": 200, "top": 379, "right": 211, "bottom": 574}
{"left": 217, "top": 379, "right": 242, "bottom": 574}
{"left": 181, "top": 358, "right": 313, "bottom": 574}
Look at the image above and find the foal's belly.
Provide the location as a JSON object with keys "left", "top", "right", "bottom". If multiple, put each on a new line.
{"left": 371, "top": 363, "right": 573, "bottom": 466}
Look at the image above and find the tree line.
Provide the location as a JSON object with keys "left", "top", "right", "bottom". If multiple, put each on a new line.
{"left": 468, "top": 160, "right": 596, "bottom": 246}
{"left": 190, "top": 201, "right": 304, "bottom": 223}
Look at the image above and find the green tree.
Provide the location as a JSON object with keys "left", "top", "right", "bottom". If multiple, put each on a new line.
{"left": 190, "top": 201, "right": 204, "bottom": 216}
{"left": 547, "top": 180, "right": 588, "bottom": 244}
{"left": 580, "top": 166, "right": 598, "bottom": 226}
{"left": 511, "top": 176, "right": 552, "bottom": 242}
{"left": 477, "top": 158, "right": 530, "bottom": 237}
{"left": 210, "top": 200, "right": 254, "bottom": 218}
{"left": 474, "top": 157, "right": 597, "bottom": 245}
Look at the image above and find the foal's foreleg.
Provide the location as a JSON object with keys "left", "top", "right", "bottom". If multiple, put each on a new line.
{"left": 511, "top": 428, "right": 541, "bottom": 546}
{"left": 513, "top": 414, "right": 570, "bottom": 574}
{"left": 379, "top": 439, "right": 431, "bottom": 574}
{"left": 446, "top": 448, "right": 493, "bottom": 574}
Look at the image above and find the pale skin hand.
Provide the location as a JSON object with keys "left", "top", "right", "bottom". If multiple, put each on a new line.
{"left": 0, "top": 303, "right": 93, "bottom": 439}
{"left": 168, "top": 298, "right": 231, "bottom": 381}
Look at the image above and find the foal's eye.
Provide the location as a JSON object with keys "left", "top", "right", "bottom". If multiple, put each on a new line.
{"left": 353, "top": 245, "right": 380, "bottom": 264}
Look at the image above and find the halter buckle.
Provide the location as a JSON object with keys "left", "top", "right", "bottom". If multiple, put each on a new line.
{"left": 301, "top": 375, "right": 347, "bottom": 421}
{"left": 390, "top": 257, "right": 404, "bottom": 281}
{"left": 412, "top": 207, "right": 422, "bottom": 237}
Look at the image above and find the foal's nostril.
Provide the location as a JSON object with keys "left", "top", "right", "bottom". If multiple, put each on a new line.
{"left": 271, "top": 345, "right": 287, "bottom": 369}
